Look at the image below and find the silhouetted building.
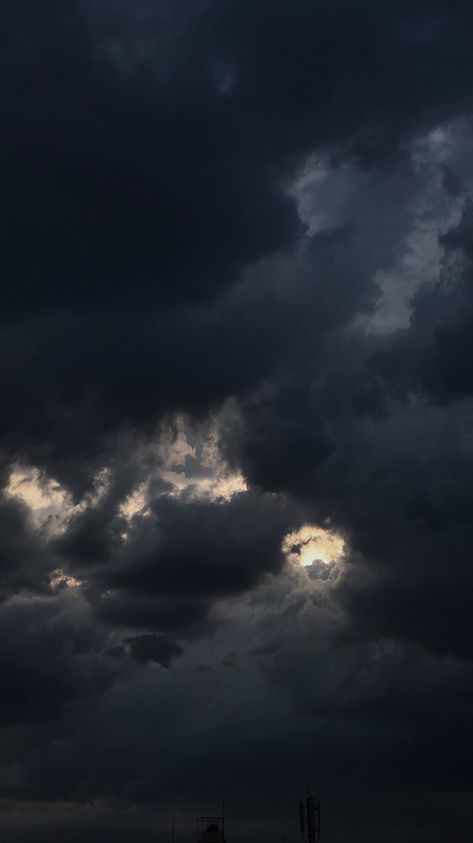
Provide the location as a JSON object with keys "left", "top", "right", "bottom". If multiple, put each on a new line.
{"left": 196, "top": 816, "right": 225, "bottom": 843}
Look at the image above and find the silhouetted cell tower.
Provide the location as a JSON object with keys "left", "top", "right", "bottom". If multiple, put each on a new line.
{"left": 298, "top": 789, "right": 320, "bottom": 843}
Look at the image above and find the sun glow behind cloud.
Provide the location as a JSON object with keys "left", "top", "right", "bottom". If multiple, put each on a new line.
{"left": 283, "top": 525, "right": 345, "bottom": 567}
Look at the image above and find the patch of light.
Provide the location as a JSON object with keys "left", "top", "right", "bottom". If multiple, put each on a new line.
{"left": 159, "top": 415, "right": 247, "bottom": 503}
{"left": 118, "top": 413, "right": 247, "bottom": 524}
{"left": 49, "top": 569, "right": 87, "bottom": 590}
{"left": 6, "top": 467, "right": 67, "bottom": 512}
{"left": 119, "top": 482, "right": 151, "bottom": 521}
{"left": 4, "top": 464, "right": 110, "bottom": 537}
{"left": 157, "top": 415, "right": 196, "bottom": 468}
{"left": 161, "top": 468, "right": 247, "bottom": 502}
{"left": 283, "top": 525, "right": 345, "bottom": 567}
{"left": 87, "top": 467, "right": 111, "bottom": 506}
{"left": 5, "top": 466, "right": 78, "bottom": 536}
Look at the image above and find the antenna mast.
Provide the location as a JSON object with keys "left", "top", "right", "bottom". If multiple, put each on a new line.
{"left": 298, "top": 786, "right": 320, "bottom": 843}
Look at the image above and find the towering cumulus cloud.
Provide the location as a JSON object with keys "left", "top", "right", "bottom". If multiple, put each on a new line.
{"left": 2, "top": 2, "right": 473, "bottom": 841}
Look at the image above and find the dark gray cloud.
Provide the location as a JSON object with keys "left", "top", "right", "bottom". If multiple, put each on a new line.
{"left": 0, "top": 497, "right": 50, "bottom": 600}
{"left": 107, "top": 494, "right": 291, "bottom": 597}
{"left": 0, "top": 593, "right": 125, "bottom": 726}
{"left": 2, "top": 1, "right": 473, "bottom": 841}
{"left": 126, "top": 634, "right": 183, "bottom": 668}
{"left": 2, "top": 0, "right": 473, "bottom": 476}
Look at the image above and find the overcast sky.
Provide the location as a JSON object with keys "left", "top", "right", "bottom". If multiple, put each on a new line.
{"left": 2, "top": 2, "right": 473, "bottom": 841}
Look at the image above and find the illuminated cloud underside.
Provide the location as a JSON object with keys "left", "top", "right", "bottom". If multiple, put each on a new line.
{"left": 5, "top": 466, "right": 110, "bottom": 536}
{"left": 120, "top": 414, "right": 247, "bottom": 523}
{"left": 7, "top": 415, "right": 247, "bottom": 539}
{"left": 49, "top": 569, "right": 87, "bottom": 591}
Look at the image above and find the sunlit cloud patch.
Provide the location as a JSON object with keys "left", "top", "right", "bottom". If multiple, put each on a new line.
{"left": 49, "top": 569, "right": 88, "bottom": 591}
{"left": 119, "top": 413, "right": 248, "bottom": 530}
{"left": 283, "top": 524, "right": 346, "bottom": 568}
{"left": 158, "top": 414, "right": 247, "bottom": 503}
{"left": 5, "top": 465, "right": 110, "bottom": 537}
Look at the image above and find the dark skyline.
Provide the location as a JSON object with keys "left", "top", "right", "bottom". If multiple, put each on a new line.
{"left": 2, "top": 2, "right": 473, "bottom": 841}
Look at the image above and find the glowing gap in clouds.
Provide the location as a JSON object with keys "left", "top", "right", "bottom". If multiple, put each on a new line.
{"left": 119, "top": 414, "right": 247, "bottom": 528}
{"left": 49, "top": 569, "right": 88, "bottom": 591}
{"left": 283, "top": 524, "right": 345, "bottom": 567}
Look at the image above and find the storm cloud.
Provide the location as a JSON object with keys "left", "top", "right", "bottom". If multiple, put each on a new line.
{"left": 2, "top": 2, "right": 473, "bottom": 842}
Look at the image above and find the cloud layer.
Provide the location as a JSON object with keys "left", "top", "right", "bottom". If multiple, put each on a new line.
{"left": 2, "top": 2, "right": 473, "bottom": 841}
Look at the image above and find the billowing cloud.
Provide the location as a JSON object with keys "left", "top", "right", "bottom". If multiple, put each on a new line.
{"left": 2, "top": 2, "right": 473, "bottom": 841}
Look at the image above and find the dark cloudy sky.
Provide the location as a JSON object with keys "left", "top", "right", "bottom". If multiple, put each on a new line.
{"left": 2, "top": 2, "right": 473, "bottom": 841}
